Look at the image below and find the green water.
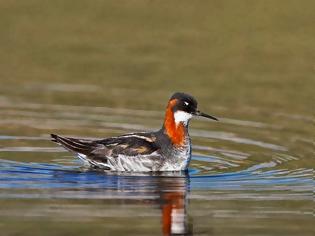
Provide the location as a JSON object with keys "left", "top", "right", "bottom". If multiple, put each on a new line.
{"left": 0, "top": 1, "right": 314, "bottom": 235}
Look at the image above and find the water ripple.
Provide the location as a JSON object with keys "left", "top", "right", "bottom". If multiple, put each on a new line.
{"left": 0, "top": 159, "right": 312, "bottom": 200}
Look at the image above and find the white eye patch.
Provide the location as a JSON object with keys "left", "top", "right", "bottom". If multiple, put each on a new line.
{"left": 184, "top": 102, "right": 189, "bottom": 106}
{"left": 174, "top": 111, "right": 192, "bottom": 125}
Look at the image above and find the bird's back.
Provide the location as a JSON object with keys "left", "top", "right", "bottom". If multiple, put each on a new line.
{"left": 51, "top": 132, "right": 165, "bottom": 171}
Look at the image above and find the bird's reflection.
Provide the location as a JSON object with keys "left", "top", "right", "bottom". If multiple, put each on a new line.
{"left": 108, "top": 171, "right": 192, "bottom": 236}
{"left": 0, "top": 159, "right": 193, "bottom": 235}
{"left": 157, "top": 174, "right": 192, "bottom": 236}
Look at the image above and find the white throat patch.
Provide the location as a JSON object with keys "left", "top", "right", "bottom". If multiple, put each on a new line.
{"left": 174, "top": 111, "right": 192, "bottom": 125}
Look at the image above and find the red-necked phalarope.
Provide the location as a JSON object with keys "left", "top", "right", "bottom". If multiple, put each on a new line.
{"left": 51, "top": 92, "right": 218, "bottom": 172}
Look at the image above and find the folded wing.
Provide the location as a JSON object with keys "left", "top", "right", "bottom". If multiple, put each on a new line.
{"left": 51, "top": 133, "right": 160, "bottom": 161}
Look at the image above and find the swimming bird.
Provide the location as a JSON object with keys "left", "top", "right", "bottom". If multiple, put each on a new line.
{"left": 51, "top": 92, "right": 218, "bottom": 172}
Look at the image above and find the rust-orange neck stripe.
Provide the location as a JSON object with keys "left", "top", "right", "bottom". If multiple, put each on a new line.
{"left": 164, "top": 99, "right": 185, "bottom": 146}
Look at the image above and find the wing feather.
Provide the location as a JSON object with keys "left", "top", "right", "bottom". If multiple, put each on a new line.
{"left": 51, "top": 133, "right": 160, "bottom": 158}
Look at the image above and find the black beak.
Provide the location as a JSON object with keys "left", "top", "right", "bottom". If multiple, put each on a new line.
{"left": 194, "top": 110, "right": 218, "bottom": 121}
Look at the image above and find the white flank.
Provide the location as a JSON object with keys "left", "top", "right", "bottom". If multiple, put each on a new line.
{"left": 174, "top": 111, "right": 192, "bottom": 125}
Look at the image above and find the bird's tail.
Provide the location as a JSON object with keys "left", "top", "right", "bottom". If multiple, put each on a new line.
{"left": 50, "top": 134, "right": 94, "bottom": 156}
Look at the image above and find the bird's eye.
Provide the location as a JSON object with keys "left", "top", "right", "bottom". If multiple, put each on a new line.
{"left": 184, "top": 102, "right": 189, "bottom": 106}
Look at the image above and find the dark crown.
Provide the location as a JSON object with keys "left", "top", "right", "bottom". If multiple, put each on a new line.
{"left": 169, "top": 92, "right": 198, "bottom": 113}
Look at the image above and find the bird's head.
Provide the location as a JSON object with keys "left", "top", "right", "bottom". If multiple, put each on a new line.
{"left": 166, "top": 92, "right": 218, "bottom": 126}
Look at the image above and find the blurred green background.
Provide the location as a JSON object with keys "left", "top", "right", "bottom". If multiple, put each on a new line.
{"left": 1, "top": 0, "right": 314, "bottom": 114}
